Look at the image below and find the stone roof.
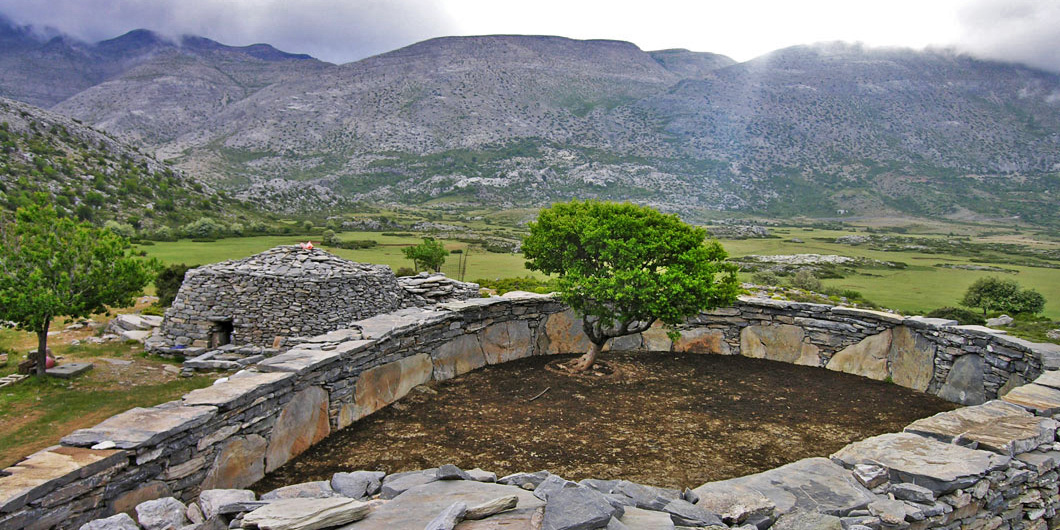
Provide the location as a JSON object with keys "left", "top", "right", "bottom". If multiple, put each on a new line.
{"left": 193, "top": 245, "right": 392, "bottom": 279}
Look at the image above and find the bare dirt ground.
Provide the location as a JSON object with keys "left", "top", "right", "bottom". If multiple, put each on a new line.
{"left": 257, "top": 351, "right": 957, "bottom": 491}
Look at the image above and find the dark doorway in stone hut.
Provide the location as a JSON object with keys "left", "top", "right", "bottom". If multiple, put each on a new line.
{"left": 208, "top": 319, "right": 234, "bottom": 348}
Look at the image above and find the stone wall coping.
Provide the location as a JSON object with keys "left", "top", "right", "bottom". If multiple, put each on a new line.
{"left": 182, "top": 371, "right": 296, "bottom": 411}
{"left": 352, "top": 308, "right": 454, "bottom": 340}
{"left": 59, "top": 403, "right": 218, "bottom": 449}
{"left": 954, "top": 324, "right": 1008, "bottom": 337}
{"left": 0, "top": 446, "right": 126, "bottom": 513}
{"left": 828, "top": 306, "right": 906, "bottom": 325}
{"left": 256, "top": 348, "right": 347, "bottom": 375}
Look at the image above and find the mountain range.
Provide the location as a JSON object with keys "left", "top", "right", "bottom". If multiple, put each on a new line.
{"left": 1, "top": 16, "right": 1058, "bottom": 226}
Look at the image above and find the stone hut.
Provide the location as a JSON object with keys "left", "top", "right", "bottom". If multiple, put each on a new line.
{"left": 154, "top": 245, "right": 477, "bottom": 349}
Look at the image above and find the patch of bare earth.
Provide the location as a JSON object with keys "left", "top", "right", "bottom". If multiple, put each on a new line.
{"left": 257, "top": 351, "right": 956, "bottom": 492}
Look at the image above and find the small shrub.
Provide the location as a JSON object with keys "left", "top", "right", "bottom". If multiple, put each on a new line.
{"left": 750, "top": 270, "right": 782, "bottom": 286}
{"left": 141, "top": 305, "right": 165, "bottom": 317}
{"left": 925, "top": 307, "right": 986, "bottom": 326}
{"left": 790, "top": 269, "right": 822, "bottom": 292}
{"left": 156, "top": 263, "right": 191, "bottom": 307}
{"left": 395, "top": 267, "right": 417, "bottom": 277}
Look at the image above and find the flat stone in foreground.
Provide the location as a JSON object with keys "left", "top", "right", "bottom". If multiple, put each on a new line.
{"left": 242, "top": 497, "right": 370, "bottom": 530}
{"left": 342, "top": 479, "right": 543, "bottom": 529}
{"left": 831, "top": 432, "right": 1010, "bottom": 494}
{"left": 1003, "top": 383, "right": 1060, "bottom": 415}
{"left": 904, "top": 400, "right": 1056, "bottom": 455}
{"left": 692, "top": 457, "right": 873, "bottom": 517}
{"left": 46, "top": 362, "right": 93, "bottom": 379}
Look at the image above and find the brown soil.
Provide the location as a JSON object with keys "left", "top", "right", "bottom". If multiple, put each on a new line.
{"left": 256, "top": 351, "right": 957, "bottom": 491}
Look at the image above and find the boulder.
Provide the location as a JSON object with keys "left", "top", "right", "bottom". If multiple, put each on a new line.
{"left": 542, "top": 486, "right": 623, "bottom": 530}
{"left": 534, "top": 474, "right": 579, "bottom": 501}
{"left": 985, "top": 315, "right": 1014, "bottom": 327}
{"left": 481, "top": 321, "right": 534, "bottom": 365}
{"left": 543, "top": 310, "right": 592, "bottom": 355}
{"left": 616, "top": 506, "right": 674, "bottom": 529}
{"left": 380, "top": 470, "right": 439, "bottom": 499}
{"left": 691, "top": 482, "right": 775, "bottom": 524}
{"left": 241, "top": 497, "right": 370, "bottom": 530}
{"left": 78, "top": 513, "right": 139, "bottom": 530}
{"left": 436, "top": 464, "right": 474, "bottom": 481}
{"left": 135, "top": 497, "right": 188, "bottom": 530}
{"left": 331, "top": 471, "right": 385, "bottom": 499}
{"left": 198, "top": 489, "right": 256, "bottom": 519}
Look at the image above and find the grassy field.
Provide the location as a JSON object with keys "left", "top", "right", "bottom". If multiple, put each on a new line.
{"left": 135, "top": 225, "right": 1060, "bottom": 320}
{"left": 137, "top": 233, "right": 540, "bottom": 281}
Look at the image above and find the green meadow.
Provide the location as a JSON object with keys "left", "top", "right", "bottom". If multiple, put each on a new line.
{"left": 135, "top": 226, "right": 1060, "bottom": 320}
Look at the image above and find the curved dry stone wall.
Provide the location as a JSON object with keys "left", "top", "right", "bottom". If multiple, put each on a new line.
{"left": 4, "top": 295, "right": 1060, "bottom": 530}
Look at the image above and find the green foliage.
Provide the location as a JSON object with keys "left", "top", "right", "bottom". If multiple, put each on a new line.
{"left": 395, "top": 267, "right": 417, "bottom": 277}
{"left": 475, "top": 276, "right": 561, "bottom": 295}
{"left": 329, "top": 239, "right": 378, "bottom": 250}
{"left": 103, "top": 220, "right": 136, "bottom": 239}
{"left": 790, "top": 269, "right": 823, "bottom": 292}
{"left": 181, "top": 217, "right": 225, "bottom": 239}
{"left": 402, "top": 237, "right": 449, "bottom": 272}
{"left": 750, "top": 270, "right": 782, "bottom": 286}
{"left": 322, "top": 229, "right": 339, "bottom": 246}
{"left": 925, "top": 307, "right": 987, "bottom": 326}
{"left": 155, "top": 263, "right": 191, "bottom": 307}
{"left": 960, "top": 277, "right": 1046, "bottom": 315}
{"left": 0, "top": 202, "right": 159, "bottom": 374}
{"left": 523, "top": 200, "right": 740, "bottom": 347}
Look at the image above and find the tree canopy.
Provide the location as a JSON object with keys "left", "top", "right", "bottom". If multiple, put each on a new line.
{"left": 960, "top": 276, "right": 1045, "bottom": 316}
{"left": 523, "top": 200, "right": 740, "bottom": 371}
{"left": 0, "top": 201, "right": 159, "bottom": 374}
{"left": 402, "top": 237, "right": 449, "bottom": 272}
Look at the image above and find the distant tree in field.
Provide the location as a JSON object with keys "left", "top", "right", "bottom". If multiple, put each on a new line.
{"left": 523, "top": 200, "right": 740, "bottom": 372}
{"left": 0, "top": 201, "right": 159, "bottom": 375}
{"left": 790, "top": 269, "right": 822, "bottom": 292}
{"left": 322, "top": 229, "right": 340, "bottom": 246}
{"left": 961, "top": 276, "right": 1045, "bottom": 315}
{"left": 402, "top": 237, "right": 449, "bottom": 272}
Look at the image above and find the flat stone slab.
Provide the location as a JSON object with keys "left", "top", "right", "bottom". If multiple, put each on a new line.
{"left": 257, "top": 348, "right": 344, "bottom": 374}
{"left": 831, "top": 432, "right": 1010, "bottom": 494}
{"left": 1002, "top": 383, "right": 1060, "bottom": 415}
{"left": 182, "top": 371, "right": 294, "bottom": 411}
{"left": 60, "top": 403, "right": 217, "bottom": 449}
{"left": 352, "top": 309, "right": 451, "bottom": 340}
{"left": 903, "top": 400, "right": 1055, "bottom": 455}
{"left": 1032, "top": 371, "right": 1060, "bottom": 390}
{"left": 341, "top": 479, "right": 543, "bottom": 529}
{"left": 692, "top": 457, "right": 874, "bottom": 517}
{"left": 619, "top": 506, "right": 675, "bottom": 529}
{"left": 829, "top": 307, "right": 906, "bottom": 325}
{"left": 0, "top": 446, "right": 125, "bottom": 513}
{"left": 46, "top": 362, "right": 93, "bottom": 379}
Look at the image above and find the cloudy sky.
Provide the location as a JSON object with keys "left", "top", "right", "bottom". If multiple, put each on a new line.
{"left": 2, "top": 0, "right": 1059, "bottom": 72}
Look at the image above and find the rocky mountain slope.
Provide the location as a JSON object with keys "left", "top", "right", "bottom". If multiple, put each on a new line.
{"left": 2, "top": 19, "right": 1058, "bottom": 225}
{"left": 0, "top": 96, "right": 269, "bottom": 230}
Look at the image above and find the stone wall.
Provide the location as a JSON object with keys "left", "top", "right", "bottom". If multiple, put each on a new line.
{"left": 4, "top": 295, "right": 1060, "bottom": 529}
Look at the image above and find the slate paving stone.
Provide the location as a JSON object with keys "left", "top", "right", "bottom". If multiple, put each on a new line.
{"left": 343, "top": 479, "right": 543, "bottom": 529}
{"left": 1003, "top": 383, "right": 1060, "bottom": 415}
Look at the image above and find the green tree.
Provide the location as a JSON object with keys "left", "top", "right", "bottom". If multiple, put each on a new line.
{"left": 0, "top": 202, "right": 159, "bottom": 375}
{"left": 961, "top": 277, "right": 1046, "bottom": 315}
{"left": 402, "top": 237, "right": 449, "bottom": 272}
{"left": 155, "top": 263, "right": 192, "bottom": 307}
{"left": 523, "top": 200, "right": 740, "bottom": 372}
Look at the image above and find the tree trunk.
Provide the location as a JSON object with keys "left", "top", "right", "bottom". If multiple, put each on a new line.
{"left": 571, "top": 341, "right": 604, "bottom": 372}
{"left": 33, "top": 322, "right": 49, "bottom": 376}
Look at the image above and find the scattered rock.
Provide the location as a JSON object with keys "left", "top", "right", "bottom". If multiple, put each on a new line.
{"left": 380, "top": 469, "right": 439, "bottom": 499}
{"left": 852, "top": 464, "right": 888, "bottom": 489}
{"left": 660, "top": 498, "right": 723, "bottom": 527}
{"left": 534, "top": 474, "right": 579, "bottom": 501}
{"left": 331, "top": 470, "right": 385, "bottom": 499}
{"left": 466, "top": 468, "right": 497, "bottom": 483}
{"left": 135, "top": 496, "right": 188, "bottom": 530}
{"left": 435, "top": 464, "right": 474, "bottom": 481}
{"left": 985, "top": 315, "right": 1014, "bottom": 327}
{"left": 499, "top": 471, "right": 550, "bottom": 489}
{"left": 890, "top": 482, "right": 935, "bottom": 503}
{"left": 78, "top": 513, "right": 139, "bottom": 530}
{"left": 542, "top": 486, "right": 623, "bottom": 530}
{"left": 198, "top": 489, "right": 256, "bottom": 519}
{"left": 261, "top": 480, "right": 336, "bottom": 500}
{"left": 771, "top": 510, "right": 843, "bottom": 530}
{"left": 465, "top": 495, "right": 519, "bottom": 520}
